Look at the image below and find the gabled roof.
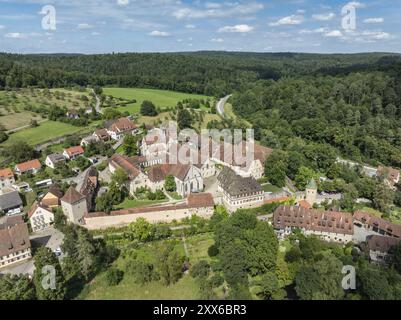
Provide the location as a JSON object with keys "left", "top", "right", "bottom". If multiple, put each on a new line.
{"left": 109, "top": 154, "right": 142, "bottom": 180}
{"left": 0, "top": 168, "right": 14, "bottom": 179}
{"left": 15, "top": 159, "right": 41, "bottom": 172}
{"left": 217, "top": 167, "right": 262, "bottom": 196}
{"left": 61, "top": 186, "right": 86, "bottom": 204}
{"left": 64, "top": 146, "right": 84, "bottom": 157}
{"left": 0, "top": 219, "right": 30, "bottom": 258}
{"left": 187, "top": 193, "right": 214, "bottom": 208}
{"left": 0, "top": 189, "right": 23, "bottom": 211}
{"left": 46, "top": 153, "right": 65, "bottom": 164}
{"left": 273, "top": 206, "right": 354, "bottom": 235}
{"left": 354, "top": 211, "right": 401, "bottom": 238}
{"left": 148, "top": 164, "right": 191, "bottom": 183}
{"left": 94, "top": 128, "right": 110, "bottom": 139}
{"left": 28, "top": 201, "right": 53, "bottom": 218}
{"left": 47, "top": 185, "right": 64, "bottom": 199}
{"left": 108, "top": 118, "right": 137, "bottom": 133}
{"left": 366, "top": 235, "right": 401, "bottom": 253}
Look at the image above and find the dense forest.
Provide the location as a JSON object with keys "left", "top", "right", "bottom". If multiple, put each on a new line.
{"left": 1, "top": 51, "right": 400, "bottom": 96}
{"left": 1, "top": 51, "right": 401, "bottom": 169}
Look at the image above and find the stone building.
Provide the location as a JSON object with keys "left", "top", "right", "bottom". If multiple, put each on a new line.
{"left": 217, "top": 167, "right": 264, "bottom": 212}
{"left": 273, "top": 206, "right": 354, "bottom": 243}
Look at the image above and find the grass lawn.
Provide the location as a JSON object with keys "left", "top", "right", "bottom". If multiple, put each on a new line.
{"left": 104, "top": 87, "right": 209, "bottom": 114}
{"left": 79, "top": 233, "right": 216, "bottom": 300}
{"left": 263, "top": 184, "right": 283, "bottom": 193}
{"left": 168, "top": 192, "right": 183, "bottom": 200}
{"left": 114, "top": 198, "right": 168, "bottom": 210}
{"left": 2, "top": 120, "right": 101, "bottom": 147}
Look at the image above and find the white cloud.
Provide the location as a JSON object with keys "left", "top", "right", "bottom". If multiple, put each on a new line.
{"left": 0, "top": 25, "right": 5, "bottom": 30}
{"left": 77, "top": 23, "right": 93, "bottom": 30}
{"left": 363, "top": 18, "right": 384, "bottom": 24}
{"left": 361, "top": 30, "right": 390, "bottom": 40}
{"left": 185, "top": 24, "right": 196, "bottom": 29}
{"left": 211, "top": 38, "right": 224, "bottom": 43}
{"left": 269, "top": 15, "right": 304, "bottom": 27}
{"left": 346, "top": 2, "right": 366, "bottom": 9}
{"left": 325, "top": 30, "right": 343, "bottom": 37}
{"left": 5, "top": 32, "right": 26, "bottom": 39}
{"left": 149, "top": 30, "right": 170, "bottom": 37}
{"left": 312, "top": 13, "right": 335, "bottom": 21}
{"left": 218, "top": 24, "right": 254, "bottom": 33}
{"left": 117, "top": 0, "right": 130, "bottom": 6}
{"left": 172, "top": 2, "right": 264, "bottom": 20}
{"left": 205, "top": 2, "right": 222, "bottom": 9}
{"left": 299, "top": 27, "right": 328, "bottom": 34}
{"left": 91, "top": 32, "right": 100, "bottom": 36}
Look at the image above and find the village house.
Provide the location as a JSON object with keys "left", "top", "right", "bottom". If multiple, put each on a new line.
{"left": 28, "top": 201, "right": 54, "bottom": 232}
{"left": 217, "top": 167, "right": 264, "bottom": 212}
{"left": 353, "top": 211, "right": 401, "bottom": 239}
{"left": 83, "top": 193, "right": 215, "bottom": 230}
{"left": 80, "top": 134, "right": 100, "bottom": 147}
{"left": 0, "top": 215, "right": 31, "bottom": 268}
{"left": 363, "top": 235, "right": 401, "bottom": 265}
{"left": 61, "top": 187, "right": 88, "bottom": 225}
{"left": 14, "top": 159, "right": 41, "bottom": 175}
{"left": 377, "top": 166, "right": 400, "bottom": 189}
{"left": 45, "top": 153, "right": 66, "bottom": 169}
{"left": 148, "top": 163, "right": 204, "bottom": 198}
{"left": 273, "top": 206, "right": 354, "bottom": 243}
{"left": 0, "top": 168, "right": 15, "bottom": 189}
{"left": 93, "top": 128, "right": 110, "bottom": 142}
{"left": 63, "top": 146, "right": 85, "bottom": 160}
{"left": 40, "top": 185, "right": 64, "bottom": 208}
{"left": 106, "top": 117, "right": 138, "bottom": 140}
{"left": 109, "top": 154, "right": 150, "bottom": 195}
{"left": 0, "top": 188, "right": 23, "bottom": 215}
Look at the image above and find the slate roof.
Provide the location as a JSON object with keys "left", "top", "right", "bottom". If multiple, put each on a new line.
{"left": 217, "top": 167, "right": 262, "bottom": 196}
{"left": 0, "top": 189, "right": 23, "bottom": 211}
{"left": 46, "top": 153, "right": 66, "bottom": 164}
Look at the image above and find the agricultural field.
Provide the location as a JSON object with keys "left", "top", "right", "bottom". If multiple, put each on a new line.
{"left": 79, "top": 233, "right": 217, "bottom": 300}
{"left": 103, "top": 87, "right": 210, "bottom": 114}
{"left": 2, "top": 120, "right": 98, "bottom": 147}
{"left": 0, "top": 88, "right": 93, "bottom": 132}
{"left": 103, "top": 87, "right": 220, "bottom": 128}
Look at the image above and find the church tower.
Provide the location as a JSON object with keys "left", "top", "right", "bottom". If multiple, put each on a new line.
{"left": 305, "top": 178, "right": 317, "bottom": 207}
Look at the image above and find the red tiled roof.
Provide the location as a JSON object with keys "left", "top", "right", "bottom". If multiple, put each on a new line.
{"left": 61, "top": 186, "right": 86, "bottom": 204}
{"left": 187, "top": 193, "right": 214, "bottom": 208}
{"left": 354, "top": 211, "right": 401, "bottom": 238}
{"left": 298, "top": 200, "right": 312, "bottom": 209}
{"left": 148, "top": 164, "right": 190, "bottom": 182}
{"left": 65, "top": 146, "right": 84, "bottom": 157}
{"left": 109, "top": 154, "right": 142, "bottom": 180}
{"left": 0, "top": 220, "right": 30, "bottom": 258}
{"left": 15, "top": 159, "right": 41, "bottom": 172}
{"left": 0, "top": 168, "right": 13, "bottom": 179}
{"left": 273, "top": 206, "right": 354, "bottom": 235}
{"left": 108, "top": 118, "right": 137, "bottom": 133}
{"left": 28, "top": 201, "right": 52, "bottom": 218}
{"left": 366, "top": 235, "right": 401, "bottom": 253}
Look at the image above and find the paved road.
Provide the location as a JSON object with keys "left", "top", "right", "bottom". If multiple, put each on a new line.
{"left": 216, "top": 95, "right": 232, "bottom": 118}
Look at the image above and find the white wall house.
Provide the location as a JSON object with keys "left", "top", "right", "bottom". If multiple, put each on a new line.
{"left": 28, "top": 202, "right": 54, "bottom": 233}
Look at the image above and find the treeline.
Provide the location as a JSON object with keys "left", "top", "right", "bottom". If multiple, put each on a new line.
{"left": 0, "top": 52, "right": 398, "bottom": 97}
{"left": 232, "top": 71, "right": 401, "bottom": 168}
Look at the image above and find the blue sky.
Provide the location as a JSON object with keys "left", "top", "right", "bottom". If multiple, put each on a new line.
{"left": 0, "top": 0, "right": 400, "bottom": 53}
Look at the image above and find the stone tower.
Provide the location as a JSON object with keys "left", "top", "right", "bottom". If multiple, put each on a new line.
{"left": 305, "top": 178, "right": 317, "bottom": 207}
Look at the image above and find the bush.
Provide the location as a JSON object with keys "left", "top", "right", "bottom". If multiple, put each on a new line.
{"left": 208, "top": 244, "right": 219, "bottom": 257}
{"left": 210, "top": 274, "right": 224, "bottom": 288}
{"left": 105, "top": 268, "right": 124, "bottom": 286}
{"left": 190, "top": 260, "right": 210, "bottom": 279}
